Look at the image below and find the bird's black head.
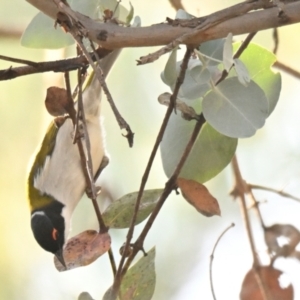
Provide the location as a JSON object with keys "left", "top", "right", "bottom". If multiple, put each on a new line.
{"left": 31, "top": 201, "right": 66, "bottom": 267}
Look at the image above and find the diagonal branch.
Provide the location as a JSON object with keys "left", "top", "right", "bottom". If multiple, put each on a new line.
{"left": 25, "top": 0, "right": 300, "bottom": 50}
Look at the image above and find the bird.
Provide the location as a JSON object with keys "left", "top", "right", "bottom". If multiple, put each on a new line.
{"left": 27, "top": 50, "right": 120, "bottom": 268}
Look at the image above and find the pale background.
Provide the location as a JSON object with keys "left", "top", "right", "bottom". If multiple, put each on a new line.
{"left": 1, "top": 0, "right": 300, "bottom": 299}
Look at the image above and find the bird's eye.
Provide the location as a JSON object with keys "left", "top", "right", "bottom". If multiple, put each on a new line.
{"left": 52, "top": 228, "right": 58, "bottom": 241}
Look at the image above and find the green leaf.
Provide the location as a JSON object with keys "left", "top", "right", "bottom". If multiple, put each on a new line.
{"left": 78, "top": 292, "right": 95, "bottom": 300}
{"left": 21, "top": 12, "right": 74, "bottom": 49}
{"left": 126, "top": 2, "right": 134, "bottom": 25}
{"left": 234, "top": 58, "right": 250, "bottom": 86}
{"left": 120, "top": 247, "right": 156, "bottom": 300}
{"left": 179, "top": 61, "right": 211, "bottom": 100}
{"left": 175, "top": 9, "right": 194, "bottom": 19}
{"left": 198, "top": 39, "right": 225, "bottom": 66}
{"left": 160, "top": 113, "right": 237, "bottom": 183}
{"left": 132, "top": 16, "right": 142, "bottom": 27}
{"left": 233, "top": 43, "right": 281, "bottom": 115}
{"left": 102, "top": 190, "right": 163, "bottom": 228}
{"left": 161, "top": 47, "right": 178, "bottom": 87}
{"left": 21, "top": 0, "right": 100, "bottom": 49}
{"left": 202, "top": 77, "right": 269, "bottom": 138}
{"left": 71, "top": 0, "right": 99, "bottom": 19}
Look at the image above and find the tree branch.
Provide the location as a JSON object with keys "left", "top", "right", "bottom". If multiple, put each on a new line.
{"left": 24, "top": 0, "right": 300, "bottom": 50}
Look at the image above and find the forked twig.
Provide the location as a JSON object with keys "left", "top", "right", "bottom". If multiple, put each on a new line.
{"left": 108, "top": 46, "right": 197, "bottom": 300}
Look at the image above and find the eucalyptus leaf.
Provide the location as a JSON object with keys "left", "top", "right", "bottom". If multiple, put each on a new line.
{"left": 161, "top": 47, "right": 178, "bottom": 87}
{"left": 71, "top": 0, "right": 99, "bottom": 19}
{"left": 161, "top": 111, "right": 237, "bottom": 183}
{"left": 233, "top": 43, "right": 281, "bottom": 115}
{"left": 78, "top": 292, "right": 95, "bottom": 300}
{"left": 21, "top": 0, "right": 100, "bottom": 49}
{"left": 234, "top": 58, "right": 250, "bottom": 86}
{"left": 120, "top": 247, "right": 156, "bottom": 300}
{"left": 132, "top": 16, "right": 142, "bottom": 27}
{"left": 21, "top": 12, "right": 74, "bottom": 49}
{"left": 175, "top": 59, "right": 211, "bottom": 101}
{"left": 126, "top": 2, "right": 134, "bottom": 25}
{"left": 175, "top": 9, "right": 194, "bottom": 19}
{"left": 102, "top": 190, "right": 163, "bottom": 228}
{"left": 198, "top": 39, "right": 225, "bottom": 66}
{"left": 202, "top": 77, "right": 269, "bottom": 138}
{"left": 178, "top": 63, "right": 211, "bottom": 100}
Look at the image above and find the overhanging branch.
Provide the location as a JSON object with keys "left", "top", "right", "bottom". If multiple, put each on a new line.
{"left": 24, "top": 0, "right": 300, "bottom": 49}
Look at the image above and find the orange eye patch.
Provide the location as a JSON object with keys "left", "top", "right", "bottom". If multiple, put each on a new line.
{"left": 52, "top": 228, "right": 58, "bottom": 241}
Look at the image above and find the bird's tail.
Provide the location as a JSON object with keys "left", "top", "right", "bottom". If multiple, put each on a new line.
{"left": 82, "top": 49, "right": 121, "bottom": 117}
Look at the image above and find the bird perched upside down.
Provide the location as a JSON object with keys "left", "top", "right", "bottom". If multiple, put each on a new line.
{"left": 27, "top": 50, "right": 120, "bottom": 267}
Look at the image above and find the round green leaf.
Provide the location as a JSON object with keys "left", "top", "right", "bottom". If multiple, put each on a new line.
{"left": 120, "top": 247, "right": 156, "bottom": 300}
{"left": 160, "top": 113, "right": 237, "bottom": 183}
{"left": 78, "top": 292, "right": 94, "bottom": 300}
{"left": 102, "top": 189, "right": 163, "bottom": 228}
{"left": 21, "top": 12, "right": 74, "bottom": 49}
{"left": 198, "top": 38, "right": 225, "bottom": 66}
{"left": 203, "top": 77, "right": 269, "bottom": 138}
{"left": 179, "top": 62, "right": 211, "bottom": 100}
{"left": 233, "top": 43, "right": 281, "bottom": 115}
{"left": 21, "top": 0, "right": 100, "bottom": 49}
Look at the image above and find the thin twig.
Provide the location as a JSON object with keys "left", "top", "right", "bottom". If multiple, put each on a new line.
{"left": 231, "top": 155, "right": 270, "bottom": 300}
{"left": 119, "top": 103, "right": 206, "bottom": 296}
{"left": 0, "top": 48, "right": 112, "bottom": 81}
{"left": 274, "top": 60, "right": 300, "bottom": 79}
{"left": 0, "top": 27, "right": 23, "bottom": 39}
{"left": 231, "top": 156, "right": 259, "bottom": 266}
{"left": 138, "top": 0, "right": 272, "bottom": 65}
{"left": 108, "top": 47, "right": 195, "bottom": 300}
{"left": 108, "top": 248, "right": 117, "bottom": 277}
{"left": 215, "top": 31, "right": 257, "bottom": 85}
{"left": 64, "top": 70, "right": 108, "bottom": 233}
{"left": 60, "top": 12, "right": 134, "bottom": 147}
{"left": 246, "top": 189, "right": 266, "bottom": 229}
{"left": 0, "top": 55, "right": 39, "bottom": 67}
{"left": 209, "top": 223, "right": 235, "bottom": 300}
{"left": 88, "top": 40, "right": 134, "bottom": 147}
{"left": 77, "top": 69, "right": 108, "bottom": 232}
{"left": 123, "top": 114, "right": 206, "bottom": 275}
{"left": 249, "top": 183, "right": 300, "bottom": 202}
{"left": 272, "top": 28, "right": 279, "bottom": 54}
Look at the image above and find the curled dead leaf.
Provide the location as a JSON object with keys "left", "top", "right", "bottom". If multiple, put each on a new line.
{"left": 177, "top": 178, "right": 221, "bottom": 217}
{"left": 54, "top": 230, "right": 111, "bottom": 272}
{"left": 264, "top": 224, "right": 300, "bottom": 262}
{"left": 45, "top": 86, "right": 70, "bottom": 116}
{"left": 240, "top": 266, "right": 294, "bottom": 300}
{"left": 158, "top": 92, "right": 199, "bottom": 121}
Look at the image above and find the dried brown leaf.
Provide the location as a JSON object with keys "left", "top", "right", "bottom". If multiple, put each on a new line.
{"left": 54, "top": 230, "right": 111, "bottom": 272}
{"left": 240, "top": 266, "right": 294, "bottom": 300}
{"left": 264, "top": 224, "right": 300, "bottom": 261}
{"left": 45, "top": 86, "right": 70, "bottom": 116}
{"left": 177, "top": 178, "right": 221, "bottom": 217}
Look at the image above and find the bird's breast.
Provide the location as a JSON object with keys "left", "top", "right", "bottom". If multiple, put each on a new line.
{"left": 33, "top": 118, "right": 105, "bottom": 216}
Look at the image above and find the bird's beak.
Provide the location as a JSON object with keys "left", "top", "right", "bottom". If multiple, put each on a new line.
{"left": 55, "top": 248, "right": 67, "bottom": 269}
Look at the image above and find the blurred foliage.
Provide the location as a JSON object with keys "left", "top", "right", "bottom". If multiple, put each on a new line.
{"left": 1, "top": 0, "right": 300, "bottom": 299}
